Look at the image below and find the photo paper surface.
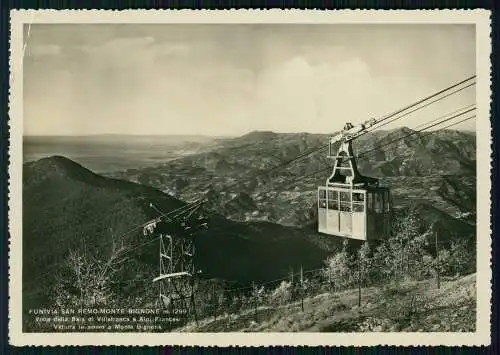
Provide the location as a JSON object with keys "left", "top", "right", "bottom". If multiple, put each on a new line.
{"left": 8, "top": 9, "right": 492, "bottom": 346}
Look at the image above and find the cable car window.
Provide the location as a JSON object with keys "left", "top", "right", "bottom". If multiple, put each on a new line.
{"left": 340, "top": 191, "right": 351, "bottom": 202}
{"left": 325, "top": 189, "right": 338, "bottom": 210}
{"left": 366, "top": 192, "right": 373, "bottom": 211}
{"left": 340, "top": 202, "right": 351, "bottom": 212}
{"left": 318, "top": 188, "right": 327, "bottom": 208}
{"left": 374, "top": 193, "right": 383, "bottom": 213}
{"left": 339, "top": 191, "right": 350, "bottom": 212}
{"left": 328, "top": 190, "right": 338, "bottom": 201}
{"left": 385, "top": 191, "right": 391, "bottom": 212}
{"left": 328, "top": 198, "right": 339, "bottom": 210}
{"left": 352, "top": 192, "right": 364, "bottom": 212}
{"left": 353, "top": 192, "right": 364, "bottom": 202}
{"left": 353, "top": 203, "right": 364, "bottom": 212}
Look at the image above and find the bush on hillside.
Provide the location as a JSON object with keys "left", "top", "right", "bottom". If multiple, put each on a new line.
{"left": 51, "top": 239, "right": 127, "bottom": 309}
{"left": 324, "top": 240, "right": 354, "bottom": 292}
{"left": 269, "top": 281, "right": 292, "bottom": 306}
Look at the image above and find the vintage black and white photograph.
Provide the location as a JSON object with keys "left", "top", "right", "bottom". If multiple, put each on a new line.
{"left": 8, "top": 10, "right": 492, "bottom": 347}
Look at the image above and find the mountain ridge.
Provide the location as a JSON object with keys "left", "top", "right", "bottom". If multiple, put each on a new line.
{"left": 107, "top": 127, "right": 476, "bottom": 226}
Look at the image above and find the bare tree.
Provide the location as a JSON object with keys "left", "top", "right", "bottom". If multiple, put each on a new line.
{"left": 52, "top": 238, "right": 128, "bottom": 308}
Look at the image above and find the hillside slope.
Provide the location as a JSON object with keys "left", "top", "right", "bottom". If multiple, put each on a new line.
{"left": 179, "top": 274, "right": 476, "bottom": 333}
{"left": 23, "top": 156, "right": 330, "bottom": 310}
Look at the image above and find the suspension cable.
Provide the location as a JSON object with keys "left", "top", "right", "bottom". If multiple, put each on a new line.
{"left": 264, "top": 109, "right": 476, "bottom": 195}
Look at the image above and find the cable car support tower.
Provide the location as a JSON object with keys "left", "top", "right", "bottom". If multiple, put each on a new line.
{"left": 143, "top": 202, "right": 208, "bottom": 324}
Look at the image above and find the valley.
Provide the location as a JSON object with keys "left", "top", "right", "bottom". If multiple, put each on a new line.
{"left": 106, "top": 128, "right": 476, "bottom": 231}
{"left": 22, "top": 155, "right": 332, "bottom": 317}
{"left": 21, "top": 128, "right": 477, "bottom": 332}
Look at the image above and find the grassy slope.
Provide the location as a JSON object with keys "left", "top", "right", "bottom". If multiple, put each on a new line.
{"left": 179, "top": 274, "right": 476, "bottom": 332}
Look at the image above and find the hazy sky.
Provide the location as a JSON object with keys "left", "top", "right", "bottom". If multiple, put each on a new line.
{"left": 23, "top": 24, "right": 476, "bottom": 136}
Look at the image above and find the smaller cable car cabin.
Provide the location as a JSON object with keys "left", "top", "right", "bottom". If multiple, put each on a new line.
{"left": 318, "top": 121, "right": 392, "bottom": 241}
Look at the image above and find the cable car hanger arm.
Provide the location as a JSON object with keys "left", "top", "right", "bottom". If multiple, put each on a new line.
{"left": 330, "top": 117, "right": 378, "bottom": 145}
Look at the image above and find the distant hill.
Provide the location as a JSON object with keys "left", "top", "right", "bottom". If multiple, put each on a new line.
{"left": 23, "top": 156, "right": 330, "bottom": 310}
{"left": 24, "top": 134, "right": 222, "bottom": 145}
{"left": 23, "top": 135, "right": 220, "bottom": 173}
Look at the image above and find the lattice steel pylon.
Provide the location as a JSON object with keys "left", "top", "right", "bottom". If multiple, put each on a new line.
{"left": 144, "top": 204, "right": 207, "bottom": 324}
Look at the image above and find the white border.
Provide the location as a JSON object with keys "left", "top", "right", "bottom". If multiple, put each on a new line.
{"left": 8, "top": 9, "right": 492, "bottom": 347}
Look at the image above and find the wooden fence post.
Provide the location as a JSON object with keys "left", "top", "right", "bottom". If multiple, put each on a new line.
{"left": 358, "top": 255, "right": 362, "bottom": 308}
{"left": 253, "top": 281, "right": 257, "bottom": 322}
{"left": 328, "top": 269, "right": 332, "bottom": 293}
{"left": 300, "top": 265, "right": 304, "bottom": 312}
{"left": 212, "top": 282, "right": 217, "bottom": 321}
{"left": 435, "top": 230, "right": 441, "bottom": 290}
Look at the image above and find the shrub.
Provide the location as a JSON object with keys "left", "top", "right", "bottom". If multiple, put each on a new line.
{"left": 269, "top": 281, "right": 292, "bottom": 306}
{"left": 449, "top": 239, "right": 475, "bottom": 275}
{"left": 324, "top": 240, "right": 354, "bottom": 292}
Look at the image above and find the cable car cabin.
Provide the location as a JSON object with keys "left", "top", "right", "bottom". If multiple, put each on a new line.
{"left": 317, "top": 121, "right": 392, "bottom": 241}
{"left": 317, "top": 186, "right": 391, "bottom": 241}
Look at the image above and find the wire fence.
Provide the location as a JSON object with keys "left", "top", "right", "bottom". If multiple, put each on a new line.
{"left": 184, "top": 251, "right": 469, "bottom": 331}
